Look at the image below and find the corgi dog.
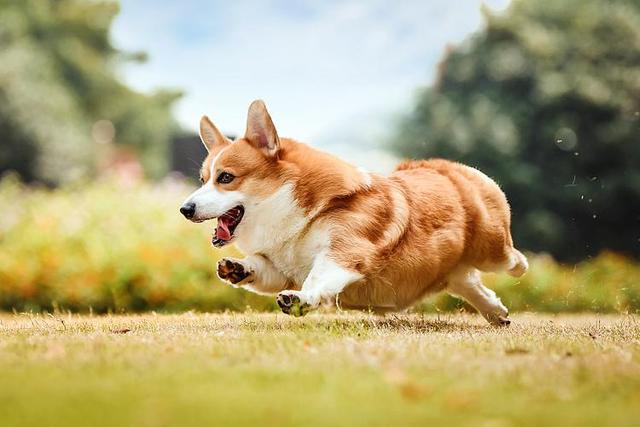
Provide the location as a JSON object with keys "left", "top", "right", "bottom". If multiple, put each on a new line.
{"left": 180, "top": 100, "right": 528, "bottom": 325}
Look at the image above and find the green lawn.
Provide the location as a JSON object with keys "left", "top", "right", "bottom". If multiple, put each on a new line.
{"left": 0, "top": 312, "right": 639, "bottom": 427}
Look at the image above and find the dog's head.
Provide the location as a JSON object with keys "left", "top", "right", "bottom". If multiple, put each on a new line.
{"left": 180, "top": 100, "right": 289, "bottom": 247}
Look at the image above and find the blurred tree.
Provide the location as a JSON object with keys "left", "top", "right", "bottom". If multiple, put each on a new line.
{"left": 392, "top": 0, "right": 640, "bottom": 261}
{"left": 0, "top": 0, "right": 181, "bottom": 184}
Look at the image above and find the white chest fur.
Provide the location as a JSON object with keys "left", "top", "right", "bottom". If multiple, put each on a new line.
{"left": 234, "top": 184, "right": 329, "bottom": 285}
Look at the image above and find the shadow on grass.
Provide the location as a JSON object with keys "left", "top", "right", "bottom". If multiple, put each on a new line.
{"left": 369, "top": 314, "right": 488, "bottom": 333}
{"left": 225, "top": 312, "right": 490, "bottom": 335}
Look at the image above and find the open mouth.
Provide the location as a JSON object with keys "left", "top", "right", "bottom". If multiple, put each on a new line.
{"left": 212, "top": 206, "right": 244, "bottom": 247}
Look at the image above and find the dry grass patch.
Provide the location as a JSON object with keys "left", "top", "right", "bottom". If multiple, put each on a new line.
{"left": 0, "top": 312, "right": 639, "bottom": 427}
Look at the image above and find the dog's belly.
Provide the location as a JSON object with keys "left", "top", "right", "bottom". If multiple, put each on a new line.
{"left": 338, "top": 275, "right": 446, "bottom": 311}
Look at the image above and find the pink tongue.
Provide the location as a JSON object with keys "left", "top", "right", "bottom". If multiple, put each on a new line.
{"left": 216, "top": 218, "right": 232, "bottom": 241}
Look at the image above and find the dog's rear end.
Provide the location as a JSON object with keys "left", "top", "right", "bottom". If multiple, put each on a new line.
{"left": 395, "top": 159, "right": 528, "bottom": 276}
{"left": 335, "top": 159, "right": 527, "bottom": 325}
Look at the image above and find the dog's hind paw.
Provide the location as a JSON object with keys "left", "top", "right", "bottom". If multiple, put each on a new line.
{"left": 497, "top": 316, "right": 511, "bottom": 327}
{"left": 276, "top": 291, "right": 311, "bottom": 317}
{"left": 487, "top": 315, "right": 511, "bottom": 327}
{"left": 217, "top": 258, "right": 253, "bottom": 285}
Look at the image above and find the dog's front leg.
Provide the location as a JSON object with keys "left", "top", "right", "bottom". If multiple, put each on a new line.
{"left": 276, "top": 252, "right": 362, "bottom": 316}
{"left": 217, "top": 255, "right": 292, "bottom": 295}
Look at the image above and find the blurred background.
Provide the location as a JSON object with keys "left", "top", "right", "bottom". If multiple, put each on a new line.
{"left": 1, "top": 0, "right": 639, "bottom": 314}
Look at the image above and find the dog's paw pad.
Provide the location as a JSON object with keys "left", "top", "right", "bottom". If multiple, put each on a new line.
{"left": 217, "top": 259, "right": 252, "bottom": 284}
{"left": 276, "top": 292, "right": 310, "bottom": 317}
{"left": 487, "top": 314, "right": 511, "bottom": 328}
{"left": 496, "top": 316, "right": 511, "bottom": 327}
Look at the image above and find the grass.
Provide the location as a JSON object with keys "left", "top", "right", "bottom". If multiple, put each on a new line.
{"left": 0, "top": 312, "right": 639, "bottom": 427}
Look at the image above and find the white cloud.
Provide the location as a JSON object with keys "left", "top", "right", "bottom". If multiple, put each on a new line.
{"left": 112, "top": 0, "right": 510, "bottom": 172}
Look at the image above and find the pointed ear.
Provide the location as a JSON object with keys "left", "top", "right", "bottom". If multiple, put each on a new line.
{"left": 199, "top": 115, "right": 230, "bottom": 152}
{"left": 244, "top": 100, "right": 280, "bottom": 157}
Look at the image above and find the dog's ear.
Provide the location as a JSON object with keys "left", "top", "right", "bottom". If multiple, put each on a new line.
{"left": 244, "top": 99, "right": 280, "bottom": 158}
{"left": 199, "top": 115, "right": 230, "bottom": 152}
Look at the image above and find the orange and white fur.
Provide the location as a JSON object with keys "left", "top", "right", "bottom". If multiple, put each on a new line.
{"left": 180, "top": 100, "right": 528, "bottom": 325}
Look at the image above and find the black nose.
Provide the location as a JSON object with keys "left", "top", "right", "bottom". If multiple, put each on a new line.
{"left": 180, "top": 202, "right": 196, "bottom": 219}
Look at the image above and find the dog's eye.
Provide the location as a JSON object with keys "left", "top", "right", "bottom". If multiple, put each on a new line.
{"left": 217, "top": 172, "right": 235, "bottom": 184}
{"left": 199, "top": 176, "right": 205, "bottom": 184}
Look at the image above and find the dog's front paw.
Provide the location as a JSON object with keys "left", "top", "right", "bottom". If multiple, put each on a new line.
{"left": 217, "top": 258, "right": 254, "bottom": 285}
{"left": 276, "top": 291, "right": 311, "bottom": 317}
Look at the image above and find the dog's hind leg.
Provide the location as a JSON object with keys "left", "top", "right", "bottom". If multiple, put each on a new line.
{"left": 475, "top": 247, "right": 528, "bottom": 278}
{"left": 446, "top": 267, "right": 510, "bottom": 326}
{"left": 217, "top": 255, "right": 292, "bottom": 295}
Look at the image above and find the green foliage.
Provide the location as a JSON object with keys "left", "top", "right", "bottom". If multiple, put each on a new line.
{"left": 392, "top": 0, "right": 640, "bottom": 261}
{"left": 0, "top": 177, "right": 275, "bottom": 313}
{"left": 0, "top": 0, "right": 181, "bottom": 184}
{"left": 0, "top": 178, "right": 639, "bottom": 314}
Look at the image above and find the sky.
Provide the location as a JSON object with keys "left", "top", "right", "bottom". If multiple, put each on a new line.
{"left": 112, "top": 0, "right": 511, "bottom": 172}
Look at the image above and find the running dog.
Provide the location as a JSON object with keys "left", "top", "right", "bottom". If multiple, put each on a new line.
{"left": 180, "top": 100, "right": 527, "bottom": 325}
